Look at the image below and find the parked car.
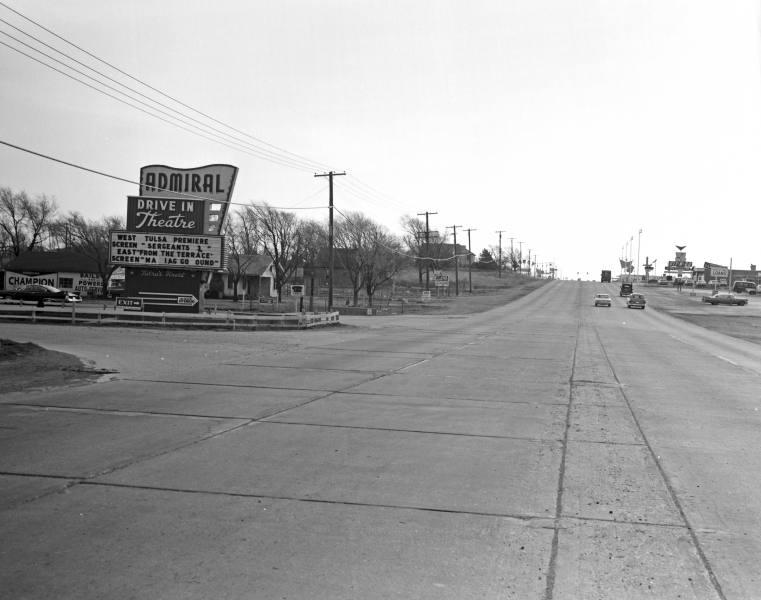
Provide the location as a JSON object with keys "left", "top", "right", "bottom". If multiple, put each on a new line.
{"left": 701, "top": 292, "right": 748, "bottom": 306}
{"left": 0, "top": 284, "right": 68, "bottom": 306}
{"left": 627, "top": 293, "right": 646, "bottom": 309}
{"left": 732, "top": 281, "right": 758, "bottom": 295}
{"left": 594, "top": 293, "right": 612, "bottom": 307}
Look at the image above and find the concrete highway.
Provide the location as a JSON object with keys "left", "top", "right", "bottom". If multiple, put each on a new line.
{"left": 1, "top": 280, "right": 760, "bottom": 599}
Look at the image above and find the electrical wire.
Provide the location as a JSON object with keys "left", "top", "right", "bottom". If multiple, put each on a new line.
{"left": 0, "top": 35, "right": 322, "bottom": 173}
{"left": 0, "top": 138, "right": 326, "bottom": 211}
{"left": 0, "top": 3, "right": 441, "bottom": 229}
{"left": 333, "top": 206, "right": 473, "bottom": 262}
{"left": 0, "top": 0, "right": 335, "bottom": 174}
{"left": 0, "top": 18, "right": 327, "bottom": 173}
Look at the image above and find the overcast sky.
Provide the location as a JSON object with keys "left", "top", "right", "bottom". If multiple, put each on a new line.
{"left": 2, "top": 0, "right": 761, "bottom": 279}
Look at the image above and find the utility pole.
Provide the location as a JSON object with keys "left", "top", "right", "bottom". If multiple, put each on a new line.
{"left": 496, "top": 230, "right": 505, "bottom": 278}
{"left": 314, "top": 171, "right": 346, "bottom": 311}
{"left": 528, "top": 249, "right": 532, "bottom": 278}
{"left": 518, "top": 241, "right": 523, "bottom": 276}
{"left": 508, "top": 237, "right": 515, "bottom": 272}
{"left": 417, "top": 211, "right": 438, "bottom": 290}
{"left": 465, "top": 228, "right": 477, "bottom": 293}
{"left": 447, "top": 225, "right": 462, "bottom": 296}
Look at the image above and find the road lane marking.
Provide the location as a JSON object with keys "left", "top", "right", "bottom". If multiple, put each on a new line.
{"left": 397, "top": 358, "right": 429, "bottom": 372}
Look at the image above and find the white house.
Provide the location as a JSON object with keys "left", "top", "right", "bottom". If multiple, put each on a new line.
{"left": 206, "top": 254, "right": 277, "bottom": 299}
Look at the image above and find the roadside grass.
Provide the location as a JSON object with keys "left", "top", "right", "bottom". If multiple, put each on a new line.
{"left": 641, "top": 285, "right": 761, "bottom": 345}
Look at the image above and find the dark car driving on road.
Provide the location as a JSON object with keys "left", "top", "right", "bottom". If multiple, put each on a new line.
{"left": 627, "top": 293, "right": 646, "bottom": 309}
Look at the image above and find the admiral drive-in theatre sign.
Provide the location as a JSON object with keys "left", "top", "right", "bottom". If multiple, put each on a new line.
{"left": 115, "top": 164, "right": 238, "bottom": 314}
{"left": 138, "top": 164, "right": 238, "bottom": 234}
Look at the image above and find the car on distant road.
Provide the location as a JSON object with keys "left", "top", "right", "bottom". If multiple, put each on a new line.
{"left": 0, "top": 284, "right": 69, "bottom": 306}
{"left": 732, "top": 281, "right": 757, "bottom": 295}
{"left": 594, "top": 293, "right": 612, "bottom": 307}
{"left": 627, "top": 293, "right": 646, "bottom": 309}
{"left": 701, "top": 292, "right": 748, "bottom": 306}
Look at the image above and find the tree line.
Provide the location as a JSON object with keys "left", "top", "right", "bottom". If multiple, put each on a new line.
{"left": 1, "top": 186, "right": 527, "bottom": 302}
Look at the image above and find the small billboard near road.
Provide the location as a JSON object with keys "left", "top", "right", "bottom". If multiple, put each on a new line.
{"left": 704, "top": 262, "right": 729, "bottom": 279}
{"left": 433, "top": 271, "right": 449, "bottom": 287}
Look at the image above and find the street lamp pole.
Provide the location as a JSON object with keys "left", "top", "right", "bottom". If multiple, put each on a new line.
{"left": 636, "top": 229, "right": 642, "bottom": 281}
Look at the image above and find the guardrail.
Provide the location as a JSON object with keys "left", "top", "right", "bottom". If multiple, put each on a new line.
{"left": 0, "top": 304, "right": 340, "bottom": 330}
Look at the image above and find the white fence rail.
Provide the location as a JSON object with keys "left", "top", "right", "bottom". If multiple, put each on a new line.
{"left": 0, "top": 305, "right": 340, "bottom": 330}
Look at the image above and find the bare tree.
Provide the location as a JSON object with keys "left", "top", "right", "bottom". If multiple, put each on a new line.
{"left": 0, "top": 187, "right": 58, "bottom": 262}
{"left": 224, "top": 210, "right": 263, "bottom": 301}
{"left": 400, "top": 215, "right": 427, "bottom": 283}
{"left": 401, "top": 215, "right": 449, "bottom": 281}
{"left": 488, "top": 244, "right": 513, "bottom": 274}
{"left": 298, "top": 218, "right": 327, "bottom": 269}
{"left": 335, "top": 212, "right": 372, "bottom": 306}
{"left": 248, "top": 203, "right": 304, "bottom": 301}
{"left": 65, "top": 212, "right": 124, "bottom": 296}
{"left": 361, "top": 224, "right": 405, "bottom": 306}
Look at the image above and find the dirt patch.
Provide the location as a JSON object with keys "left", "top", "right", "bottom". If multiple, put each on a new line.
{"left": 0, "top": 339, "right": 106, "bottom": 393}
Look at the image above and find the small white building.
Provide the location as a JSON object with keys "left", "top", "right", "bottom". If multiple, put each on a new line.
{"left": 206, "top": 254, "right": 277, "bottom": 300}
{"left": 2, "top": 250, "right": 105, "bottom": 296}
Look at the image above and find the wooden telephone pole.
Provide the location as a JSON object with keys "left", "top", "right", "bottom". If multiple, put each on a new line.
{"left": 447, "top": 225, "right": 462, "bottom": 296}
{"left": 314, "top": 171, "right": 346, "bottom": 310}
{"left": 417, "top": 211, "right": 438, "bottom": 290}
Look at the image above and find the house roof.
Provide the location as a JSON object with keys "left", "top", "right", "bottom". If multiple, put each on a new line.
{"left": 427, "top": 243, "right": 474, "bottom": 259}
{"left": 230, "top": 254, "right": 274, "bottom": 276}
{"left": 308, "top": 248, "right": 358, "bottom": 270}
{"left": 4, "top": 250, "right": 100, "bottom": 274}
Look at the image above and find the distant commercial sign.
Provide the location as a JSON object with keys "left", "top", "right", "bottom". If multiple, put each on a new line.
{"left": 110, "top": 231, "right": 225, "bottom": 270}
{"left": 704, "top": 262, "right": 729, "bottom": 278}
{"left": 433, "top": 271, "right": 449, "bottom": 287}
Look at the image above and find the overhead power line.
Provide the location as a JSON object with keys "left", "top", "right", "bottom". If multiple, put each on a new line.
{"left": 0, "top": 35, "right": 321, "bottom": 173}
{"left": 0, "top": 138, "right": 326, "bottom": 211}
{"left": 0, "top": 0, "right": 333, "bottom": 174}
{"left": 0, "top": 2, "right": 411, "bottom": 217}
{"left": 332, "top": 206, "right": 471, "bottom": 262}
